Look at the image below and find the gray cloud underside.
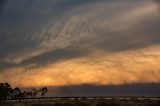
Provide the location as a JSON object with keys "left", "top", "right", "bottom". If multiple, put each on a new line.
{"left": 42, "top": 84, "right": 160, "bottom": 97}
{"left": 0, "top": 0, "right": 160, "bottom": 70}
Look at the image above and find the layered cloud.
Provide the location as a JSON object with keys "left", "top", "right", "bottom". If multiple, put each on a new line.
{"left": 0, "top": 0, "right": 160, "bottom": 89}
{"left": 1, "top": 45, "right": 160, "bottom": 87}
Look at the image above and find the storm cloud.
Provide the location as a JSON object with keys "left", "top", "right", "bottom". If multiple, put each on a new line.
{"left": 0, "top": 0, "right": 160, "bottom": 96}
{"left": 0, "top": 0, "right": 159, "bottom": 67}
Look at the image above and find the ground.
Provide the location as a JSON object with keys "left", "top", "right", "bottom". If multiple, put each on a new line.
{"left": 0, "top": 97, "right": 160, "bottom": 106}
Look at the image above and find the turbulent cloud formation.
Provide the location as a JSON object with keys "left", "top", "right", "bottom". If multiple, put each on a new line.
{"left": 0, "top": 0, "right": 160, "bottom": 95}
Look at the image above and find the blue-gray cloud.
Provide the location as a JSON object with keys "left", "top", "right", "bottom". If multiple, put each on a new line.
{"left": 46, "top": 84, "right": 160, "bottom": 97}
{"left": 0, "top": 0, "right": 160, "bottom": 70}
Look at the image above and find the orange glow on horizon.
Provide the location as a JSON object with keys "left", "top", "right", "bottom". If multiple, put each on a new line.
{"left": 0, "top": 45, "right": 160, "bottom": 88}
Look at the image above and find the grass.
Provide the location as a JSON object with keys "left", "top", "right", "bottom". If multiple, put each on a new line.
{"left": 0, "top": 98, "right": 160, "bottom": 106}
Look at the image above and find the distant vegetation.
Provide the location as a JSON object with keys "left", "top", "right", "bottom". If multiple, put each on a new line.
{"left": 0, "top": 82, "right": 48, "bottom": 101}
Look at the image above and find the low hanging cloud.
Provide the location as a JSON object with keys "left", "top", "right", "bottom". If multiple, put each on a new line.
{"left": 0, "top": 0, "right": 160, "bottom": 89}
{"left": 46, "top": 84, "right": 160, "bottom": 97}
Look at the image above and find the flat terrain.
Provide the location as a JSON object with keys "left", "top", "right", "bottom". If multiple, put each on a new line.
{"left": 0, "top": 97, "right": 160, "bottom": 106}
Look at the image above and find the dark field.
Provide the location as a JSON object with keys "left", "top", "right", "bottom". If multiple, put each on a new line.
{"left": 0, "top": 97, "right": 160, "bottom": 106}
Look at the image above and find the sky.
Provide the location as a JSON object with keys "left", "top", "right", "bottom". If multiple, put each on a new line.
{"left": 0, "top": 0, "right": 160, "bottom": 96}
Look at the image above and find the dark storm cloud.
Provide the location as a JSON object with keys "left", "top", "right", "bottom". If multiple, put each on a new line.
{"left": 0, "top": 0, "right": 7, "bottom": 13}
{"left": 0, "top": 0, "right": 100, "bottom": 53}
{"left": 46, "top": 84, "right": 160, "bottom": 97}
{"left": 0, "top": 0, "right": 100, "bottom": 19}
{"left": 0, "top": 0, "right": 102, "bottom": 70}
{"left": 0, "top": 0, "right": 160, "bottom": 70}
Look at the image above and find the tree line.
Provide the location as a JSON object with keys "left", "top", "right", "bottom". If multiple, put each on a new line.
{"left": 0, "top": 82, "right": 48, "bottom": 101}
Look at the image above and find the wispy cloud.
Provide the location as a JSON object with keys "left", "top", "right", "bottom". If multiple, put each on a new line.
{"left": 0, "top": 0, "right": 160, "bottom": 88}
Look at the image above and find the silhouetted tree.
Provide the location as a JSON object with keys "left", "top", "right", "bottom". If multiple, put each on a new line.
{"left": 32, "top": 88, "right": 38, "bottom": 98}
{"left": 11, "top": 87, "right": 22, "bottom": 100}
{"left": 0, "top": 82, "right": 48, "bottom": 100}
{"left": 0, "top": 83, "right": 12, "bottom": 101}
{"left": 22, "top": 88, "right": 38, "bottom": 98}
{"left": 39, "top": 87, "right": 48, "bottom": 97}
{"left": 26, "top": 91, "right": 33, "bottom": 98}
